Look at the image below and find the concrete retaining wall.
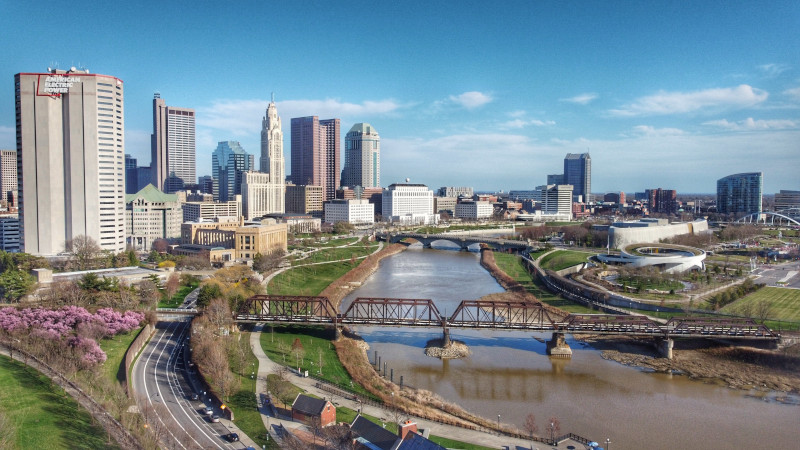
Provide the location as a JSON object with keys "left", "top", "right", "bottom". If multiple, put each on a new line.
{"left": 125, "top": 323, "right": 155, "bottom": 399}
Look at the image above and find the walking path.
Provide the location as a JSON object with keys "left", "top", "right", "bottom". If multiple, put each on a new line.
{"left": 248, "top": 325, "right": 586, "bottom": 449}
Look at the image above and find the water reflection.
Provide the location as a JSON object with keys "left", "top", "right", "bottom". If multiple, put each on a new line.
{"left": 342, "top": 247, "right": 798, "bottom": 450}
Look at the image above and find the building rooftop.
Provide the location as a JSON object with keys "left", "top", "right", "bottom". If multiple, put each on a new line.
{"left": 126, "top": 184, "right": 179, "bottom": 204}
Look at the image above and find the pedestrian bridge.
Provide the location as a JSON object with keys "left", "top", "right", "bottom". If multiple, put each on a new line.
{"left": 377, "top": 232, "right": 529, "bottom": 252}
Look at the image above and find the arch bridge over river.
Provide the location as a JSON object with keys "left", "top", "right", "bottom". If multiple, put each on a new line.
{"left": 377, "top": 232, "right": 529, "bottom": 252}
{"left": 231, "top": 295, "right": 779, "bottom": 358}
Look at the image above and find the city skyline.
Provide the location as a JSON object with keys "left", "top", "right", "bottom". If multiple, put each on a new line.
{"left": 1, "top": 1, "right": 799, "bottom": 194}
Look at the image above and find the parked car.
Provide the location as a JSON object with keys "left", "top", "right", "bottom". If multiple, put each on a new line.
{"left": 209, "top": 415, "right": 220, "bottom": 423}
{"left": 202, "top": 407, "right": 213, "bottom": 416}
{"left": 225, "top": 433, "right": 239, "bottom": 442}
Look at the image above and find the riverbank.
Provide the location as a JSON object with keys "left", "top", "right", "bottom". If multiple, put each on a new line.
{"left": 581, "top": 335, "right": 800, "bottom": 396}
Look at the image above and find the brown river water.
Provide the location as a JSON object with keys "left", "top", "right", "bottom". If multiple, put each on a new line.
{"left": 341, "top": 244, "right": 799, "bottom": 450}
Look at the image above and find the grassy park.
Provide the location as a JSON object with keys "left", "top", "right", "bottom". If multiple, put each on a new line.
{"left": 493, "top": 253, "right": 597, "bottom": 314}
{"left": 98, "top": 327, "right": 142, "bottom": 385}
{"left": 722, "top": 287, "right": 800, "bottom": 322}
{"left": 226, "top": 332, "right": 272, "bottom": 449}
{"left": 0, "top": 355, "right": 117, "bottom": 449}
{"left": 538, "top": 250, "right": 593, "bottom": 271}
{"left": 259, "top": 325, "right": 375, "bottom": 400}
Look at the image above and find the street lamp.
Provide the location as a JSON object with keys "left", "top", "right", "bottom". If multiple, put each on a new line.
{"left": 549, "top": 422, "right": 555, "bottom": 443}
{"left": 497, "top": 414, "right": 501, "bottom": 430}
{"left": 606, "top": 438, "right": 611, "bottom": 449}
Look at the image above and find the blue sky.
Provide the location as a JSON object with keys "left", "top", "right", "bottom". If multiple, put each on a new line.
{"left": 2, "top": 0, "right": 798, "bottom": 194}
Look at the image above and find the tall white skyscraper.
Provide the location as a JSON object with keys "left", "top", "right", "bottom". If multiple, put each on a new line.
{"left": 259, "top": 97, "right": 285, "bottom": 213}
{"left": 151, "top": 94, "right": 196, "bottom": 193}
{"left": 15, "top": 68, "right": 126, "bottom": 255}
{"left": 342, "top": 123, "right": 380, "bottom": 189}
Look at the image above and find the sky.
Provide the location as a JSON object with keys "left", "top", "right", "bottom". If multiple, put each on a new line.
{"left": 1, "top": 0, "right": 799, "bottom": 194}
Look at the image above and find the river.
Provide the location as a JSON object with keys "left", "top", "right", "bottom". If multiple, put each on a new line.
{"left": 340, "top": 244, "right": 798, "bottom": 449}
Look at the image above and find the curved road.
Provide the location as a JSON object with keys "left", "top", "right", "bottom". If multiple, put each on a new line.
{"left": 131, "top": 319, "right": 244, "bottom": 450}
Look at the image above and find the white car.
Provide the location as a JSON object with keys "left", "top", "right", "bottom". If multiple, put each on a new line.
{"left": 209, "top": 415, "right": 220, "bottom": 423}
{"left": 202, "top": 407, "right": 213, "bottom": 416}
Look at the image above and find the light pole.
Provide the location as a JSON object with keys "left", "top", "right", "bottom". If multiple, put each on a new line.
{"left": 549, "top": 422, "right": 554, "bottom": 443}
{"left": 497, "top": 414, "right": 501, "bottom": 430}
{"left": 606, "top": 438, "right": 611, "bottom": 449}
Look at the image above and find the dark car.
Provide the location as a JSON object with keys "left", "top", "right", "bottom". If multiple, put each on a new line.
{"left": 226, "top": 433, "right": 239, "bottom": 442}
{"left": 190, "top": 393, "right": 199, "bottom": 401}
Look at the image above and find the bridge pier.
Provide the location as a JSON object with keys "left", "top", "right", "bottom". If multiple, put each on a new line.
{"left": 546, "top": 332, "right": 572, "bottom": 358}
{"left": 657, "top": 338, "right": 673, "bottom": 359}
{"left": 442, "top": 323, "right": 451, "bottom": 348}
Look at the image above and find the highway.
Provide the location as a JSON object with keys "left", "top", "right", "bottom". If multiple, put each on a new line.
{"left": 131, "top": 319, "right": 243, "bottom": 450}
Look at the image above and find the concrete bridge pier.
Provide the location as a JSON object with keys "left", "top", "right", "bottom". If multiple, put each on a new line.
{"left": 657, "top": 338, "right": 674, "bottom": 359}
{"left": 546, "top": 332, "right": 572, "bottom": 358}
{"left": 442, "top": 323, "right": 452, "bottom": 348}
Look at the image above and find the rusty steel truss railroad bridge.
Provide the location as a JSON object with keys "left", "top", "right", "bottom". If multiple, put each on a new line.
{"left": 233, "top": 295, "right": 778, "bottom": 342}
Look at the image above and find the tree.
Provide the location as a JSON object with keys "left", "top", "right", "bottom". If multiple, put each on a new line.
{"left": 196, "top": 282, "right": 223, "bottom": 308}
{"left": 205, "top": 298, "right": 232, "bottom": 332}
{"left": 755, "top": 299, "right": 774, "bottom": 323}
{"left": 547, "top": 417, "right": 561, "bottom": 442}
{"left": 64, "top": 235, "right": 102, "bottom": 270}
{"left": 333, "top": 221, "right": 355, "bottom": 235}
{"left": 523, "top": 413, "right": 538, "bottom": 441}
{"left": 151, "top": 238, "right": 169, "bottom": 253}
{"left": 0, "top": 270, "right": 36, "bottom": 302}
{"left": 164, "top": 273, "right": 181, "bottom": 299}
{"left": 291, "top": 338, "right": 305, "bottom": 368}
{"left": 276, "top": 340, "right": 290, "bottom": 363}
{"left": 137, "top": 279, "right": 161, "bottom": 309}
{"left": 252, "top": 250, "right": 286, "bottom": 273}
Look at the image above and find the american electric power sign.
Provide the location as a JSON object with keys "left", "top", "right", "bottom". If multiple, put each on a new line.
{"left": 36, "top": 74, "right": 81, "bottom": 96}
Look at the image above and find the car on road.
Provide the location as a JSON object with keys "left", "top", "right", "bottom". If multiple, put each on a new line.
{"left": 209, "top": 415, "right": 220, "bottom": 423}
{"left": 225, "top": 433, "right": 239, "bottom": 442}
{"left": 190, "top": 393, "right": 199, "bottom": 401}
{"left": 202, "top": 406, "right": 213, "bottom": 416}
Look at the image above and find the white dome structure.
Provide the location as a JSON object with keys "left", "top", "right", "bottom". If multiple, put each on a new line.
{"left": 597, "top": 243, "right": 706, "bottom": 274}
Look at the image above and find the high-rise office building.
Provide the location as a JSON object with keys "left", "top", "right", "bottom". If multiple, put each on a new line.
{"left": 290, "top": 116, "right": 340, "bottom": 201}
{"left": 341, "top": 123, "right": 380, "bottom": 189}
{"left": 259, "top": 98, "right": 285, "bottom": 213}
{"left": 716, "top": 172, "right": 762, "bottom": 215}
{"left": 15, "top": 68, "right": 126, "bottom": 255}
{"left": 125, "top": 154, "right": 138, "bottom": 194}
{"left": 0, "top": 150, "right": 18, "bottom": 205}
{"left": 646, "top": 188, "right": 678, "bottom": 215}
{"left": 212, "top": 141, "right": 253, "bottom": 202}
{"left": 242, "top": 171, "right": 284, "bottom": 219}
{"left": 151, "top": 93, "right": 196, "bottom": 193}
{"left": 774, "top": 190, "right": 800, "bottom": 212}
{"left": 564, "top": 153, "right": 591, "bottom": 203}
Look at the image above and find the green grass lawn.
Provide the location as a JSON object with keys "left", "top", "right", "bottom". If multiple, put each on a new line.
{"left": 226, "top": 332, "right": 271, "bottom": 449}
{"left": 294, "top": 243, "right": 379, "bottom": 266}
{"left": 0, "top": 355, "right": 118, "bottom": 449}
{"left": 493, "top": 253, "right": 597, "bottom": 314}
{"left": 314, "top": 237, "right": 360, "bottom": 248}
{"left": 259, "top": 325, "right": 376, "bottom": 400}
{"left": 538, "top": 250, "right": 593, "bottom": 271}
{"left": 98, "top": 327, "right": 142, "bottom": 385}
{"left": 428, "top": 435, "right": 498, "bottom": 450}
{"left": 158, "top": 278, "right": 201, "bottom": 308}
{"left": 268, "top": 260, "right": 359, "bottom": 296}
{"left": 721, "top": 287, "right": 800, "bottom": 322}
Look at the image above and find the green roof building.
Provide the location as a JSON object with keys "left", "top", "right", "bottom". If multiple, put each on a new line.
{"left": 125, "top": 184, "right": 183, "bottom": 251}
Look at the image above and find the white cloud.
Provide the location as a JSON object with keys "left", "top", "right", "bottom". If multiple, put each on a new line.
{"left": 758, "top": 63, "right": 790, "bottom": 77}
{"left": 560, "top": 93, "right": 598, "bottom": 105}
{"left": 784, "top": 87, "right": 800, "bottom": 101}
{"left": 501, "top": 118, "right": 556, "bottom": 129}
{"left": 702, "top": 117, "right": 799, "bottom": 131}
{"left": 508, "top": 110, "right": 527, "bottom": 118}
{"left": 197, "top": 97, "right": 408, "bottom": 136}
{"left": 448, "top": 91, "right": 493, "bottom": 109}
{"left": 630, "top": 125, "right": 685, "bottom": 136}
{"left": 608, "top": 85, "right": 768, "bottom": 117}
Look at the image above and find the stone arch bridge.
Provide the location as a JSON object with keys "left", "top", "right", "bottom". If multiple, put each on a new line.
{"left": 377, "top": 232, "right": 529, "bottom": 252}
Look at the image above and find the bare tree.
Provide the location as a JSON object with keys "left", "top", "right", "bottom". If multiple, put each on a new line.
{"left": 164, "top": 273, "right": 181, "bottom": 300}
{"left": 755, "top": 299, "right": 774, "bottom": 324}
{"left": 291, "top": 338, "right": 306, "bottom": 368}
{"left": 276, "top": 340, "right": 290, "bottom": 363}
{"left": 547, "top": 417, "right": 561, "bottom": 442}
{"left": 523, "top": 413, "right": 538, "bottom": 441}
{"left": 205, "top": 298, "right": 233, "bottom": 332}
{"left": 317, "top": 346, "right": 325, "bottom": 375}
{"left": 65, "top": 235, "right": 102, "bottom": 270}
{"left": 322, "top": 424, "right": 356, "bottom": 450}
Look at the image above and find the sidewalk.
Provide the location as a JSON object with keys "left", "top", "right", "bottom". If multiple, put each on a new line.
{"left": 248, "top": 324, "right": 587, "bottom": 449}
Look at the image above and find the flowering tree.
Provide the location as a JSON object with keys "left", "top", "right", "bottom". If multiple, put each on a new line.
{"left": 0, "top": 305, "right": 144, "bottom": 367}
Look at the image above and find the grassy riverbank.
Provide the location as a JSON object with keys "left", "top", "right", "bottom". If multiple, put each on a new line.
{"left": 0, "top": 355, "right": 117, "bottom": 449}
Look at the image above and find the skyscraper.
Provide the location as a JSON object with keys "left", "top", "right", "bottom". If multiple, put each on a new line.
{"left": 212, "top": 141, "right": 253, "bottom": 202}
{"left": 259, "top": 97, "right": 285, "bottom": 213}
{"left": 290, "top": 116, "right": 340, "bottom": 201}
{"left": 0, "top": 150, "right": 18, "bottom": 205}
{"left": 151, "top": 93, "right": 196, "bottom": 193}
{"left": 563, "top": 153, "right": 591, "bottom": 203}
{"left": 341, "top": 123, "right": 380, "bottom": 189}
{"left": 15, "top": 68, "right": 126, "bottom": 255}
{"left": 717, "top": 172, "right": 762, "bottom": 215}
